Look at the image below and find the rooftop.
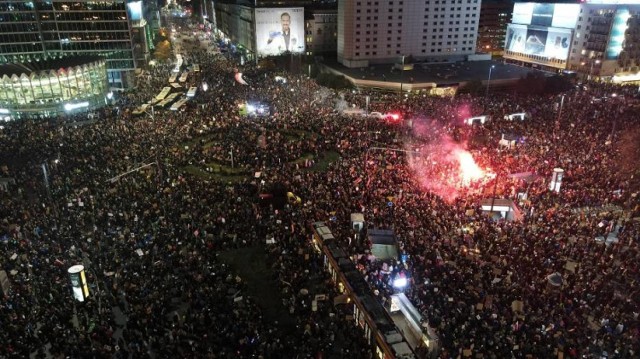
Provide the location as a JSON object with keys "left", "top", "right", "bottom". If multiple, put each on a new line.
{"left": 0, "top": 56, "right": 105, "bottom": 78}
{"left": 325, "top": 59, "right": 543, "bottom": 87}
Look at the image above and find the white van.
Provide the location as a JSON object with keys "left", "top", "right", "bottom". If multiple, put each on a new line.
{"left": 342, "top": 108, "right": 366, "bottom": 116}
{"left": 466, "top": 115, "right": 489, "bottom": 125}
{"left": 504, "top": 113, "right": 527, "bottom": 121}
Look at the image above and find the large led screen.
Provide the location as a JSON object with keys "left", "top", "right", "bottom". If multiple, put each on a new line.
{"left": 255, "top": 8, "right": 305, "bottom": 57}
{"left": 505, "top": 24, "right": 528, "bottom": 54}
{"left": 552, "top": 4, "right": 581, "bottom": 29}
{"left": 606, "top": 8, "right": 630, "bottom": 59}
{"left": 512, "top": 3, "right": 579, "bottom": 29}
{"left": 512, "top": 3, "right": 534, "bottom": 25}
{"left": 505, "top": 24, "right": 572, "bottom": 60}
{"left": 544, "top": 27, "right": 572, "bottom": 59}
{"left": 127, "top": 1, "right": 143, "bottom": 21}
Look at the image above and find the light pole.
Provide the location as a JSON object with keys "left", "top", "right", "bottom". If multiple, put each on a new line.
{"left": 556, "top": 94, "right": 565, "bottom": 123}
{"left": 399, "top": 55, "right": 405, "bottom": 100}
{"left": 106, "top": 162, "right": 157, "bottom": 183}
{"left": 365, "top": 95, "right": 370, "bottom": 116}
{"left": 589, "top": 59, "right": 601, "bottom": 81}
{"left": 485, "top": 65, "right": 495, "bottom": 99}
{"left": 490, "top": 172, "right": 499, "bottom": 214}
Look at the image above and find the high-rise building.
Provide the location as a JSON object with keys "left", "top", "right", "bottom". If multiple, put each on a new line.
{"left": 0, "top": 0, "right": 137, "bottom": 88}
{"left": 214, "top": 0, "right": 336, "bottom": 62}
{"left": 305, "top": 8, "right": 338, "bottom": 56}
{"left": 477, "top": 0, "right": 513, "bottom": 55}
{"left": 504, "top": 1, "right": 640, "bottom": 83}
{"left": 337, "top": 0, "right": 482, "bottom": 68}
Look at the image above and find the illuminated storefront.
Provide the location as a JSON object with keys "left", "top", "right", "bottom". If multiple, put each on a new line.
{"left": 0, "top": 0, "right": 136, "bottom": 88}
{"left": 0, "top": 56, "right": 110, "bottom": 119}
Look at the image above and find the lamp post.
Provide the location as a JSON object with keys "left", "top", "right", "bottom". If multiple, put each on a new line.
{"left": 589, "top": 59, "right": 601, "bottom": 81}
{"left": 556, "top": 94, "right": 565, "bottom": 124}
{"left": 485, "top": 65, "right": 495, "bottom": 99}
{"left": 365, "top": 95, "right": 370, "bottom": 116}
{"left": 399, "top": 55, "right": 405, "bottom": 100}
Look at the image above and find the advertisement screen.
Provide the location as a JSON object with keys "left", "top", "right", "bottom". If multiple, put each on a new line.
{"left": 127, "top": 1, "right": 143, "bottom": 21}
{"left": 530, "top": 3, "right": 554, "bottom": 27}
{"left": 552, "top": 4, "right": 580, "bottom": 29}
{"left": 544, "top": 28, "right": 572, "bottom": 60}
{"left": 512, "top": 3, "right": 534, "bottom": 25}
{"left": 512, "top": 3, "right": 579, "bottom": 29}
{"left": 505, "top": 24, "right": 572, "bottom": 61}
{"left": 255, "top": 8, "right": 305, "bottom": 57}
{"left": 505, "top": 24, "right": 528, "bottom": 54}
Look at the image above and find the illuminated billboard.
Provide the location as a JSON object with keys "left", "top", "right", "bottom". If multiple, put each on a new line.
{"left": 606, "top": 8, "right": 630, "bottom": 59}
{"left": 512, "top": 3, "right": 580, "bottom": 29}
{"left": 255, "top": 8, "right": 305, "bottom": 57}
{"left": 127, "top": 1, "right": 143, "bottom": 21}
{"left": 505, "top": 24, "right": 572, "bottom": 60}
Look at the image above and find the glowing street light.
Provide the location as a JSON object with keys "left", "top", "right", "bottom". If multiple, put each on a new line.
{"left": 589, "top": 59, "right": 601, "bottom": 81}
{"left": 485, "top": 65, "right": 496, "bottom": 99}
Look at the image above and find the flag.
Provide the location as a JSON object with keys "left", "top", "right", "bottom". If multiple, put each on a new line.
{"left": 234, "top": 72, "right": 249, "bottom": 86}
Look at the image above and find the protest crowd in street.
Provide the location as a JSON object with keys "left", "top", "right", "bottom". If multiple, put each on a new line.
{"left": 1, "top": 35, "right": 639, "bottom": 359}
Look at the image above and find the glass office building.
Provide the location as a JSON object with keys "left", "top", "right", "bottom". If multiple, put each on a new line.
{"left": 0, "top": 56, "right": 110, "bottom": 119}
{"left": 0, "top": 0, "right": 136, "bottom": 88}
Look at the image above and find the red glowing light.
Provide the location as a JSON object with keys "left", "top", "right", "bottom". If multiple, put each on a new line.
{"left": 385, "top": 113, "right": 401, "bottom": 123}
{"left": 456, "top": 150, "right": 485, "bottom": 185}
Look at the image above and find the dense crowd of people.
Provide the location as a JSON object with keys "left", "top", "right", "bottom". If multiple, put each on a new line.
{"left": 1, "top": 23, "right": 639, "bottom": 359}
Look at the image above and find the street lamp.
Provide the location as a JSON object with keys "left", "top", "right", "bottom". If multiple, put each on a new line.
{"left": 556, "top": 94, "right": 565, "bottom": 123}
{"left": 399, "top": 55, "right": 405, "bottom": 100}
{"left": 485, "top": 65, "right": 496, "bottom": 99}
{"left": 589, "top": 59, "right": 601, "bottom": 81}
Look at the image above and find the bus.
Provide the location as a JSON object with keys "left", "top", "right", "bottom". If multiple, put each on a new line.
{"left": 170, "top": 98, "right": 189, "bottom": 111}
{"left": 187, "top": 86, "right": 197, "bottom": 98}
{"left": 179, "top": 71, "right": 189, "bottom": 83}
{"left": 173, "top": 54, "right": 183, "bottom": 73}
{"left": 132, "top": 103, "right": 150, "bottom": 117}
{"left": 165, "top": 92, "right": 181, "bottom": 102}
{"left": 155, "top": 87, "right": 172, "bottom": 101}
{"left": 157, "top": 98, "right": 173, "bottom": 108}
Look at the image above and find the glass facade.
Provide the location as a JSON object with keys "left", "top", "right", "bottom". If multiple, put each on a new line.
{"left": 0, "top": 0, "right": 136, "bottom": 87}
{"left": 0, "top": 57, "right": 109, "bottom": 118}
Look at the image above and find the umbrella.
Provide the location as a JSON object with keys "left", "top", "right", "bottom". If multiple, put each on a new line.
{"left": 547, "top": 272, "right": 563, "bottom": 287}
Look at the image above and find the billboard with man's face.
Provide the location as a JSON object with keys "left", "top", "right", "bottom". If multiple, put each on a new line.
{"left": 255, "top": 8, "right": 305, "bottom": 57}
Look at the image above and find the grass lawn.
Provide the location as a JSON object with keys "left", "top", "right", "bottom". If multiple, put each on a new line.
{"left": 183, "top": 165, "right": 247, "bottom": 183}
{"left": 220, "top": 245, "right": 297, "bottom": 332}
{"left": 281, "top": 129, "right": 312, "bottom": 141}
{"left": 183, "top": 150, "right": 340, "bottom": 181}
{"left": 179, "top": 134, "right": 220, "bottom": 149}
{"left": 307, "top": 150, "right": 340, "bottom": 172}
{"left": 180, "top": 126, "right": 339, "bottom": 182}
